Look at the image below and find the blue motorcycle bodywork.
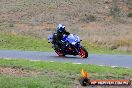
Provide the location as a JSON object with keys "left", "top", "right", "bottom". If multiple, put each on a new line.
{"left": 62, "top": 34, "right": 81, "bottom": 48}
{"left": 48, "top": 33, "right": 88, "bottom": 58}
{"left": 48, "top": 34, "right": 82, "bottom": 55}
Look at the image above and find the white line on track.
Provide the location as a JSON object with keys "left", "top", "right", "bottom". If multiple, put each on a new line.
{"left": 2, "top": 58, "right": 131, "bottom": 68}
{"left": 30, "top": 60, "right": 41, "bottom": 62}
{"left": 72, "top": 63, "right": 82, "bottom": 64}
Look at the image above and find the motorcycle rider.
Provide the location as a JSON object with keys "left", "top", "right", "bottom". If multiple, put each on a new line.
{"left": 52, "top": 24, "right": 70, "bottom": 51}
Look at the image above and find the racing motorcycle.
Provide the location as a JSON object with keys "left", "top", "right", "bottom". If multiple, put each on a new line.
{"left": 48, "top": 34, "right": 88, "bottom": 58}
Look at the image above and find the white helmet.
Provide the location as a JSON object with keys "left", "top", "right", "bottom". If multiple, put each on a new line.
{"left": 57, "top": 24, "right": 65, "bottom": 33}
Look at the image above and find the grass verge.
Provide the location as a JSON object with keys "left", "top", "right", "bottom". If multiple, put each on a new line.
{"left": 82, "top": 41, "right": 132, "bottom": 55}
{"left": 0, "top": 58, "right": 132, "bottom": 88}
{"left": 0, "top": 32, "right": 131, "bottom": 54}
{"left": 0, "top": 33, "right": 52, "bottom": 51}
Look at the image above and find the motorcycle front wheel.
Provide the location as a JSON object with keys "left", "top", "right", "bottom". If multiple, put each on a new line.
{"left": 78, "top": 46, "right": 88, "bottom": 58}
{"left": 55, "top": 50, "right": 65, "bottom": 56}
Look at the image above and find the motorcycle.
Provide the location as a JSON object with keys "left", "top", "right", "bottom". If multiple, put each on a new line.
{"left": 48, "top": 34, "right": 88, "bottom": 58}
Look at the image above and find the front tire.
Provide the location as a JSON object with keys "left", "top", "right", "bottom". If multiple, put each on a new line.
{"left": 79, "top": 46, "right": 88, "bottom": 58}
{"left": 55, "top": 50, "right": 65, "bottom": 56}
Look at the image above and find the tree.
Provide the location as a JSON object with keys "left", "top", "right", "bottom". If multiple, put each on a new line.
{"left": 110, "top": 0, "right": 120, "bottom": 20}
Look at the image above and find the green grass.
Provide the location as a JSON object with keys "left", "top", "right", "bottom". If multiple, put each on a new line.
{"left": 0, "top": 58, "right": 132, "bottom": 88}
{"left": 0, "top": 75, "right": 71, "bottom": 88}
{"left": 0, "top": 33, "right": 52, "bottom": 51}
{"left": 82, "top": 41, "right": 132, "bottom": 55}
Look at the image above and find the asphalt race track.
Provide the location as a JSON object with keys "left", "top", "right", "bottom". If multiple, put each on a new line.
{"left": 0, "top": 50, "right": 132, "bottom": 68}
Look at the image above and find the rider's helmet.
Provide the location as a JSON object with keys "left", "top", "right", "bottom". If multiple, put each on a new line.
{"left": 57, "top": 24, "right": 65, "bottom": 33}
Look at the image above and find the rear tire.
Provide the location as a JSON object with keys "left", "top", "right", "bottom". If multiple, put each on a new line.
{"left": 79, "top": 46, "right": 88, "bottom": 58}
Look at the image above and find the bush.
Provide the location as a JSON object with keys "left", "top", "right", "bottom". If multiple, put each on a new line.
{"left": 127, "top": 13, "right": 132, "bottom": 17}
{"left": 9, "top": 23, "right": 14, "bottom": 27}
{"left": 124, "top": 0, "right": 132, "bottom": 8}
{"left": 109, "top": 0, "right": 120, "bottom": 20}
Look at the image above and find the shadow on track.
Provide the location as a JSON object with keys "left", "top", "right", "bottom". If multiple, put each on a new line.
{"left": 48, "top": 55, "right": 84, "bottom": 59}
